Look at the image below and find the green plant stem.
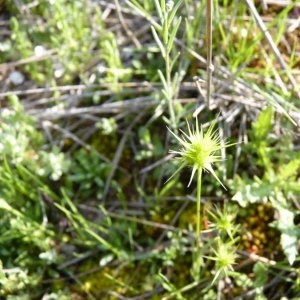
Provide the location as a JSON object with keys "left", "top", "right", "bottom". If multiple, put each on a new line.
{"left": 165, "top": 50, "right": 176, "bottom": 129}
{"left": 196, "top": 167, "right": 202, "bottom": 277}
{"left": 163, "top": 7, "right": 176, "bottom": 129}
{"left": 206, "top": 0, "right": 213, "bottom": 109}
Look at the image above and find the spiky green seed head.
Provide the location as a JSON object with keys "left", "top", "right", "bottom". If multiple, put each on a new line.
{"left": 206, "top": 205, "right": 239, "bottom": 240}
{"left": 214, "top": 244, "right": 236, "bottom": 270}
{"left": 205, "top": 238, "right": 238, "bottom": 285}
{"left": 167, "top": 118, "right": 233, "bottom": 189}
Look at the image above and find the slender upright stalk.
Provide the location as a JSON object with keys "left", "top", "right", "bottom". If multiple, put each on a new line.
{"left": 151, "top": 0, "right": 181, "bottom": 129}
{"left": 206, "top": 0, "right": 213, "bottom": 109}
{"left": 163, "top": 5, "right": 176, "bottom": 129}
{"left": 167, "top": 117, "right": 233, "bottom": 280}
{"left": 165, "top": 43, "right": 176, "bottom": 129}
{"left": 196, "top": 167, "right": 202, "bottom": 277}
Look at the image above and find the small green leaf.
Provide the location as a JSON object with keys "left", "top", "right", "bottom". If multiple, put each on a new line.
{"left": 170, "top": 51, "right": 180, "bottom": 73}
{"left": 162, "top": 115, "right": 170, "bottom": 124}
{"left": 152, "top": 133, "right": 164, "bottom": 156}
{"left": 278, "top": 158, "right": 300, "bottom": 180}
{"left": 253, "top": 262, "right": 267, "bottom": 286}
{"left": 235, "top": 273, "right": 253, "bottom": 288}
{"left": 171, "top": 71, "right": 179, "bottom": 98}
{"left": 163, "top": 16, "right": 168, "bottom": 43}
{"left": 280, "top": 228, "right": 298, "bottom": 265}
{"left": 154, "top": 0, "right": 163, "bottom": 22}
{"left": 0, "top": 198, "right": 23, "bottom": 217}
{"left": 10, "top": 16, "right": 19, "bottom": 33}
{"left": 162, "top": 89, "right": 170, "bottom": 101}
{"left": 185, "top": 17, "right": 192, "bottom": 47}
{"left": 151, "top": 26, "right": 166, "bottom": 58}
{"left": 138, "top": 127, "right": 152, "bottom": 146}
{"left": 157, "top": 69, "right": 168, "bottom": 92}
{"left": 129, "top": 0, "right": 148, "bottom": 16}
{"left": 167, "top": 16, "right": 182, "bottom": 53}
{"left": 253, "top": 105, "right": 273, "bottom": 139}
{"left": 160, "top": 0, "right": 166, "bottom": 13}
{"left": 158, "top": 177, "right": 177, "bottom": 197}
{"left": 272, "top": 205, "right": 300, "bottom": 265}
{"left": 158, "top": 271, "right": 186, "bottom": 300}
{"left": 231, "top": 175, "right": 273, "bottom": 207}
{"left": 296, "top": 269, "right": 300, "bottom": 292}
{"left": 167, "top": 0, "right": 183, "bottom": 25}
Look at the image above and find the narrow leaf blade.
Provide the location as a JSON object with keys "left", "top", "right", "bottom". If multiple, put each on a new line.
{"left": 167, "top": 16, "right": 182, "bottom": 53}
{"left": 151, "top": 26, "right": 166, "bottom": 58}
{"left": 168, "top": 0, "right": 183, "bottom": 24}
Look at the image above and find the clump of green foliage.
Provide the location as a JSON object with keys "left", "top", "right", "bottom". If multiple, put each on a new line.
{"left": 0, "top": 97, "right": 70, "bottom": 297}
{"left": 231, "top": 106, "right": 300, "bottom": 264}
{"left": 3, "top": 0, "right": 126, "bottom": 87}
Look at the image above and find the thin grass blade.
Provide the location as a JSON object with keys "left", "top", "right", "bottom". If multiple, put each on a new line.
{"left": 154, "top": 0, "right": 163, "bottom": 21}
{"left": 158, "top": 69, "right": 168, "bottom": 92}
{"left": 151, "top": 26, "right": 166, "bottom": 57}
{"left": 167, "top": 16, "right": 182, "bottom": 53}
{"left": 168, "top": 0, "right": 183, "bottom": 24}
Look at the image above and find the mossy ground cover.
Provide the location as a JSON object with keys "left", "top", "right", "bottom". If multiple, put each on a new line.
{"left": 0, "top": 0, "right": 300, "bottom": 299}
